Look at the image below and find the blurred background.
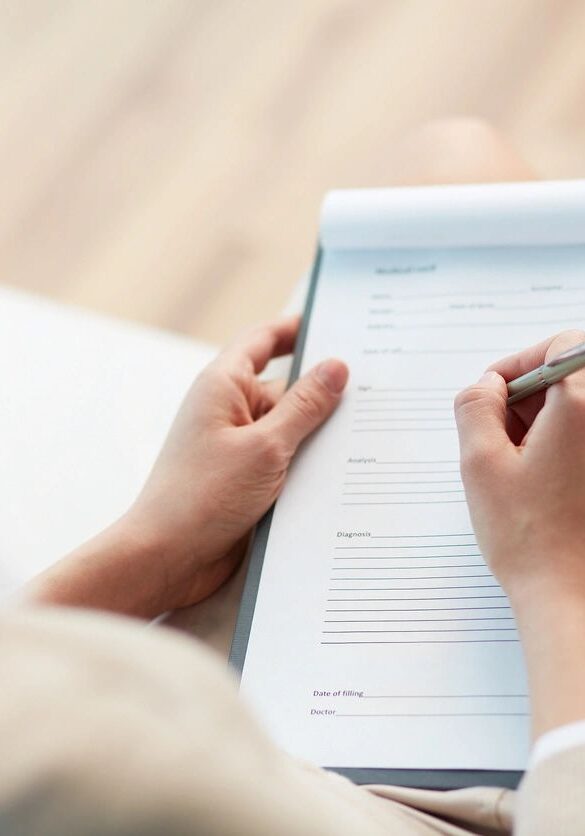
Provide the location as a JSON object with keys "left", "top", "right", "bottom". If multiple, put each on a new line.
{"left": 1, "top": 0, "right": 584, "bottom": 344}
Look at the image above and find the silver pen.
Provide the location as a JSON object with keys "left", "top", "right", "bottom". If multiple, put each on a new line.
{"left": 507, "top": 342, "right": 585, "bottom": 405}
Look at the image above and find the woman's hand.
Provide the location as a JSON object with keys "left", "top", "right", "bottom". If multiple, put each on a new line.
{"left": 130, "top": 314, "right": 348, "bottom": 610}
{"left": 24, "top": 315, "right": 348, "bottom": 618}
{"left": 455, "top": 328, "right": 585, "bottom": 602}
{"left": 455, "top": 329, "right": 585, "bottom": 736}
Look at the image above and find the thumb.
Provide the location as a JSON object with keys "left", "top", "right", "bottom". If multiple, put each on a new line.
{"left": 259, "top": 358, "right": 349, "bottom": 453}
{"left": 455, "top": 371, "right": 511, "bottom": 476}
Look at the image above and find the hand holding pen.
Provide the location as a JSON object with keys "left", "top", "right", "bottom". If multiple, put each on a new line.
{"left": 455, "top": 329, "right": 585, "bottom": 739}
{"left": 507, "top": 340, "right": 585, "bottom": 404}
{"left": 455, "top": 328, "right": 585, "bottom": 588}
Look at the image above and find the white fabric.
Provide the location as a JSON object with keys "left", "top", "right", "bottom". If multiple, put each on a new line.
{"left": 0, "top": 285, "right": 216, "bottom": 599}
{"left": 530, "top": 720, "right": 585, "bottom": 769}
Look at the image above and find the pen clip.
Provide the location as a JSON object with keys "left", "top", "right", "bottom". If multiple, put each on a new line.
{"left": 547, "top": 341, "right": 585, "bottom": 367}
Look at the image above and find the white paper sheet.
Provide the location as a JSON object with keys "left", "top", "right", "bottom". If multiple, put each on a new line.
{"left": 321, "top": 180, "right": 585, "bottom": 250}
{"left": 240, "top": 196, "right": 585, "bottom": 771}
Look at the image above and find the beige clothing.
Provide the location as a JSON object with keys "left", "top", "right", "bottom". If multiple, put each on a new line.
{"left": 0, "top": 607, "right": 578, "bottom": 836}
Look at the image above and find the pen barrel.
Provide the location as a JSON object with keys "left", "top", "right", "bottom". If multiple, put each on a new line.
{"left": 546, "top": 352, "right": 585, "bottom": 382}
{"left": 507, "top": 368, "right": 544, "bottom": 401}
{"left": 507, "top": 351, "right": 585, "bottom": 404}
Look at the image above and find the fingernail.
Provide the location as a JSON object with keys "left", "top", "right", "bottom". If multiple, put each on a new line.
{"left": 315, "top": 359, "right": 349, "bottom": 394}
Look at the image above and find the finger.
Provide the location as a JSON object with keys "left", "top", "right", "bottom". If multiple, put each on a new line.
{"left": 257, "top": 358, "right": 349, "bottom": 452}
{"left": 218, "top": 315, "right": 301, "bottom": 375}
{"left": 488, "top": 330, "right": 585, "bottom": 432}
{"left": 487, "top": 333, "right": 564, "bottom": 381}
{"left": 523, "top": 330, "right": 585, "bottom": 453}
{"left": 260, "top": 378, "right": 287, "bottom": 410}
{"left": 486, "top": 336, "right": 558, "bottom": 430}
{"left": 543, "top": 329, "right": 585, "bottom": 404}
{"left": 250, "top": 378, "right": 286, "bottom": 419}
{"left": 455, "top": 371, "right": 513, "bottom": 481}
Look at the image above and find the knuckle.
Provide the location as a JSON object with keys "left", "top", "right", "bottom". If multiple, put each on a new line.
{"left": 228, "top": 366, "right": 252, "bottom": 389}
{"left": 248, "top": 324, "right": 270, "bottom": 347}
{"left": 459, "top": 444, "right": 491, "bottom": 482}
{"left": 289, "top": 386, "right": 323, "bottom": 423}
{"left": 197, "top": 364, "right": 236, "bottom": 397}
{"left": 255, "top": 431, "right": 289, "bottom": 470}
{"left": 246, "top": 321, "right": 274, "bottom": 346}
{"left": 547, "top": 329, "right": 585, "bottom": 363}
{"left": 557, "top": 328, "right": 585, "bottom": 346}
{"left": 238, "top": 323, "right": 264, "bottom": 343}
{"left": 194, "top": 365, "right": 218, "bottom": 390}
{"left": 454, "top": 385, "right": 487, "bottom": 415}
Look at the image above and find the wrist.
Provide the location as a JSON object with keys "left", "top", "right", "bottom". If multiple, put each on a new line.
{"left": 508, "top": 580, "right": 585, "bottom": 738}
{"left": 124, "top": 497, "right": 215, "bottom": 596}
{"left": 506, "top": 568, "right": 585, "bottom": 617}
{"left": 24, "top": 513, "right": 169, "bottom": 619}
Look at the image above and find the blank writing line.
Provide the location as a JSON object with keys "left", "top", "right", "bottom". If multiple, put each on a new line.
{"left": 334, "top": 554, "right": 481, "bottom": 559}
{"left": 330, "top": 574, "right": 490, "bottom": 582}
{"left": 335, "top": 548, "right": 478, "bottom": 554}
{"left": 322, "top": 628, "right": 515, "bottom": 634}
{"left": 355, "top": 408, "right": 453, "bottom": 413}
{"left": 375, "top": 306, "right": 517, "bottom": 316}
{"left": 334, "top": 545, "right": 475, "bottom": 549}
{"left": 343, "top": 480, "right": 462, "bottom": 485}
{"left": 391, "top": 318, "right": 582, "bottom": 329}
{"left": 354, "top": 418, "right": 454, "bottom": 423}
{"left": 342, "top": 500, "right": 466, "bottom": 505}
{"left": 356, "top": 398, "right": 454, "bottom": 403}
{"left": 323, "top": 610, "right": 514, "bottom": 624}
{"left": 362, "top": 693, "right": 526, "bottom": 699}
{"left": 331, "top": 565, "right": 484, "bottom": 570}
{"left": 390, "top": 288, "right": 581, "bottom": 299}
{"left": 343, "top": 490, "right": 464, "bottom": 496}
{"left": 360, "top": 392, "right": 459, "bottom": 396}
{"left": 498, "top": 301, "right": 585, "bottom": 310}
{"left": 391, "top": 289, "right": 527, "bottom": 300}
{"left": 352, "top": 429, "right": 457, "bottom": 434}
{"left": 322, "top": 639, "right": 519, "bottom": 644}
{"left": 327, "top": 595, "right": 506, "bottom": 602}
{"left": 335, "top": 712, "right": 527, "bottom": 717}
{"left": 334, "top": 562, "right": 482, "bottom": 567}
{"left": 370, "top": 533, "right": 473, "bottom": 538}
{"left": 387, "top": 349, "right": 516, "bottom": 355}
{"left": 329, "top": 585, "right": 498, "bottom": 592}
{"left": 346, "top": 470, "right": 460, "bottom": 475}
{"left": 326, "top": 606, "right": 510, "bottom": 612}
{"left": 331, "top": 573, "right": 487, "bottom": 579}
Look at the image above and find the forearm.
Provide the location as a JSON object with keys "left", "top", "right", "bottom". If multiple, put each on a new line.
{"left": 21, "top": 513, "right": 166, "bottom": 619}
{"left": 511, "top": 577, "right": 585, "bottom": 739}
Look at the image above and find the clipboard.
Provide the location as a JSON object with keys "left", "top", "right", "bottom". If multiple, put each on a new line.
{"left": 229, "top": 246, "right": 523, "bottom": 791}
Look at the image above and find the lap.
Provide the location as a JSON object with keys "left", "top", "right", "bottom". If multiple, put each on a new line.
{"left": 0, "top": 604, "right": 514, "bottom": 835}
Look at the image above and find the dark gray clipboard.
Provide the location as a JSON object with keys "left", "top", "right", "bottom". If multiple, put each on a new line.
{"left": 229, "top": 247, "right": 523, "bottom": 791}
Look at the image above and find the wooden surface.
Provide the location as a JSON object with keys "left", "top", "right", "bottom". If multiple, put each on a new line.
{"left": 1, "top": 0, "right": 584, "bottom": 344}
